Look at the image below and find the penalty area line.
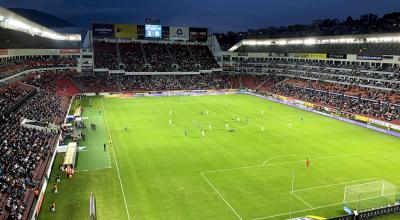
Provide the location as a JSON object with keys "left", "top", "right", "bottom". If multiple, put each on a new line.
{"left": 291, "top": 191, "right": 314, "bottom": 209}
{"left": 200, "top": 172, "right": 243, "bottom": 220}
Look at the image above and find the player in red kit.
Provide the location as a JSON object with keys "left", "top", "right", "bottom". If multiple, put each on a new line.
{"left": 306, "top": 158, "right": 310, "bottom": 169}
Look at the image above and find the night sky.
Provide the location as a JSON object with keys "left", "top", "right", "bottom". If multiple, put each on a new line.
{"left": 0, "top": 0, "right": 399, "bottom": 32}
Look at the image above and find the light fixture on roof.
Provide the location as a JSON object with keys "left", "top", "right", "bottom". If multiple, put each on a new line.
{"left": 304, "top": 38, "right": 316, "bottom": 45}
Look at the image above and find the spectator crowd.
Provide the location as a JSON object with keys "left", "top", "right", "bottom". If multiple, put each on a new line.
{"left": 94, "top": 41, "right": 220, "bottom": 72}
{"left": 233, "top": 59, "right": 400, "bottom": 91}
{"left": 0, "top": 70, "right": 74, "bottom": 219}
{"left": 0, "top": 56, "right": 77, "bottom": 79}
{"left": 74, "top": 73, "right": 236, "bottom": 93}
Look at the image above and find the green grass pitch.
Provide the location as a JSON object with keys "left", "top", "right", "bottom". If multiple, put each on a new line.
{"left": 38, "top": 94, "right": 400, "bottom": 220}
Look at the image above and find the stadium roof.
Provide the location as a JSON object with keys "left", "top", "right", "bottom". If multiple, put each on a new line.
{"left": 229, "top": 32, "right": 400, "bottom": 52}
{"left": 0, "top": 6, "right": 81, "bottom": 41}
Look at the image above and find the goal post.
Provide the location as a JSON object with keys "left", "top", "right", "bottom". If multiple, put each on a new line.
{"left": 343, "top": 180, "right": 400, "bottom": 211}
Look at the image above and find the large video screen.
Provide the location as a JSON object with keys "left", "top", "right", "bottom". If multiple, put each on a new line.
{"left": 145, "top": 25, "right": 162, "bottom": 38}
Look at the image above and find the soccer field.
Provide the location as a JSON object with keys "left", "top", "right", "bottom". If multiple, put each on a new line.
{"left": 39, "top": 94, "right": 400, "bottom": 220}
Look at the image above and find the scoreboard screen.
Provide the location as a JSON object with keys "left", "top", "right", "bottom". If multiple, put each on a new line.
{"left": 145, "top": 25, "right": 162, "bottom": 38}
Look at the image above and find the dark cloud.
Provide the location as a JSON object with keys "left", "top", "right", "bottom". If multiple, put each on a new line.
{"left": 0, "top": 0, "right": 399, "bottom": 32}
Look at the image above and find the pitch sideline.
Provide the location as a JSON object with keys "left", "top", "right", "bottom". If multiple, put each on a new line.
{"left": 101, "top": 97, "right": 132, "bottom": 220}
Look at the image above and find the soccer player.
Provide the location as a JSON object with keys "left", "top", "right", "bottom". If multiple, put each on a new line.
{"left": 50, "top": 201, "right": 56, "bottom": 212}
{"left": 52, "top": 184, "right": 58, "bottom": 194}
{"left": 301, "top": 117, "right": 303, "bottom": 123}
{"left": 169, "top": 119, "right": 172, "bottom": 125}
{"left": 209, "top": 124, "right": 212, "bottom": 131}
{"left": 184, "top": 129, "right": 187, "bottom": 136}
{"left": 99, "top": 110, "right": 101, "bottom": 115}
{"left": 56, "top": 174, "right": 61, "bottom": 183}
{"left": 201, "top": 130, "right": 205, "bottom": 137}
{"left": 124, "top": 124, "right": 128, "bottom": 131}
{"left": 306, "top": 158, "right": 310, "bottom": 169}
{"left": 104, "top": 143, "right": 107, "bottom": 152}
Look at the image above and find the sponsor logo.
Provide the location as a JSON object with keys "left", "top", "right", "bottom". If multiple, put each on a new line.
{"left": 95, "top": 28, "right": 112, "bottom": 32}
{"left": 327, "top": 54, "right": 347, "bottom": 59}
{"left": 382, "top": 55, "right": 394, "bottom": 60}
{"left": 0, "top": 49, "right": 8, "bottom": 55}
{"left": 60, "top": 49, "right": 80, "bottom": 54}
{"left": 356, "top": 55, "right": 382, "bottom": 61}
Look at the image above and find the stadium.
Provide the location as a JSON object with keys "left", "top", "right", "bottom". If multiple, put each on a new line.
{"left": 0, "top": 3, "right": 400, "bottom": 220}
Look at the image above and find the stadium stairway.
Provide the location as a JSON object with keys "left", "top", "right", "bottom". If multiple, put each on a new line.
{"left": 241, "top": 75, "right": 264, "bottom": 90}
{"left": 55, "top": 78, "right": 80, "bottom": 97}
{"left": 139, "top": 43, "right": 148, "bottom": 64}
{"left": 233, "top": 75, "right": 242, "bottom": 88}
{"left": 0, "top": 197, "right": 8, "bottom": 220}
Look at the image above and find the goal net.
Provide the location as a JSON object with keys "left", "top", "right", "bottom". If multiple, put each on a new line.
{"left": 343, "top": 180, "right": 400, "bottom": 211}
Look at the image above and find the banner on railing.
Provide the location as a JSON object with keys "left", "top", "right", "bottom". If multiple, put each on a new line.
{"left": 369, "top": 118, "right": 400, "bottom": 130}
{"left": 354, "top": 115, "right": 369, "bottom": 123}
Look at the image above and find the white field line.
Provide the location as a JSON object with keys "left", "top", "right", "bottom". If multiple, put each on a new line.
{"left": 343, "top": 180, "right": 384, "bottom": 189}
{"left": 289, "top": 178, "right": 382, "bottom": 214}
{"left": 83, "top": 108, "right": 102, "bottom": 112}
{"left": 262, "top": 154, "right": 319, "bottom": 166}
{"left": 78, "top": 144, "right": 112, "bottom": 169}
{"left": 75, "top": 166, "right": 112, "bottom": 173}
{"left": 83, "top": 116, "right": 103, "bottom": 119}
{"left": 262, "top": 152, "right": 371, "bottom": 167}
{"left": 293, "top": 178, "right": 381, "bottom": 193}
{"left": 291, "top": 191, "right": 314, "bottom": 209}
{"left": 252, "top": 201, "right": 344, "bottom": 220}
{"left": 82, "top": 110, "right": 113, "bottom": 168}
{"left": 106, "top": 115, "right": 305, "bottom": 131}
{"left": 252, "top": 192, "right": 399, "bottom": 220}
{"left": 202, "top": 152, "right": 372, "bottom": 174}
{"left": 107, "top": 148, "right": 112, "bottom": 168}
{"left": 200, "top": 152, "right": 374, "bottom": 220}
{"left": 101, "top": 97, "right": 132, "bottom": 220}
{"left": 200, "top": 172, "right": 243, "bottom": 220}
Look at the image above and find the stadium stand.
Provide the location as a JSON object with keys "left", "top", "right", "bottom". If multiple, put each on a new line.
{"left": 0, "top": 69, "right": 78, "bottom": 219}
{"left": 118, "top": 42, "right": 147, "bottom": 72}
{"left": 73, "top": 73, "right": 236, "bottom": 93}
{"left": 93, "top": 41, "right": 220, "bottom": 72}
{"left": 230, "top": 56, "right": 400, "bottom": 123}
{"left": 0, "top": 56, "right": 78, "bottom": 79}
{"left": 233, "top": 59, "right": 400, "bottom": 91}
{"left": 93, "top": 41, "right": 119, "bottom": 70}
